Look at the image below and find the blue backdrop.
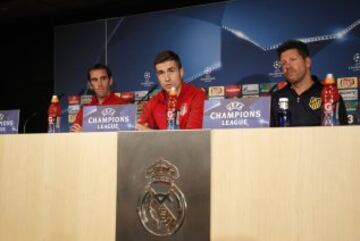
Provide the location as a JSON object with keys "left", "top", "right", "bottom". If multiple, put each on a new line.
{"left": 55, "top": 0, "right": 360, "bottom": 128}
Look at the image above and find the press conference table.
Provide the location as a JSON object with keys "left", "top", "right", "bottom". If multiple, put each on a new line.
{"left": 0, "top": 127, "right": 359, "bottom": 241}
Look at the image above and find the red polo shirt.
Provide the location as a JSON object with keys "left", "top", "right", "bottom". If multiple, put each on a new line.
{"left": 74, "top": 92, "right": 128, "bottom": 126}
{"left": 138, "top": 82, "right": 205, "bottom": 129}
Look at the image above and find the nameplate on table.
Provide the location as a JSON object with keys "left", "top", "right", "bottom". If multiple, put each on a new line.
{"left": 0, "top": 109, "right": 20, "bottom": 134}
{"left": 82, "top": 104, "right": 136, "bottom": 132}
{"left": 203, "top": 97, "right": 270, "bottom": 128}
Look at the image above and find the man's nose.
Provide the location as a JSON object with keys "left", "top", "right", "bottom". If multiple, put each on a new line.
{"left": 165, "top": 72, "right": 170, "bottom": 81}
{"left": 282, "top": 63, "right": 291, "bottom": 72}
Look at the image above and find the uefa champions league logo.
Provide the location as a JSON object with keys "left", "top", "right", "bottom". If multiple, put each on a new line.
{"left": 353, "top": 53, "right": 360, "bottom": 63}
{"left": 268, "top": 60, "right": 283, "bottom": 78}
{"left": 141, "top": 71, "right": 155, "bottom": 87}
{"left": 273, "top": 60, "right": 282, "bottom": 70}
{"left": 200, "top": 66, "right": 216, "bottom": 83}
{"left": 226, "top": 101, "right": 245, "bottom": 111}
{"left": 348, "top": 52, "right": 360, "bottom": 72}
{"left": 101, "top": 107, "right": 116, "bottom": 116}
{"left": 204, "top": 67, "right": 212, "bottom": 75}
{"left": 144, "top": 71, "right": 151, "bottom": 81}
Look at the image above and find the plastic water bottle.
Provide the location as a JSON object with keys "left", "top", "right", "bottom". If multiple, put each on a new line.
{"left": 167, "top": 87, "right": 178, "bottom": 129}
{"left": 321, "top": 73, "right": 340, "bottom": 126}
{"left": 48, "top": 95, "right": 62, "bottom": 133}
{"left": 277, "top": 97, "right": 291, "bottom": 127}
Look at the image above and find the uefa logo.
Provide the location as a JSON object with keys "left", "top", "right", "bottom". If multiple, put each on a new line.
{"left": 204, "top": 66, "right": 212, "bottom": 75}
{"left": 141, "top": 71, "right": 155, "bottom": 87}
{"left": 353, "top": 53, "right": 360, "bottom": 64}
{"left": 200, "top": 66, "right": 216, "bottom": 83}
{"left": 101, "top": 107, "right": 116, "bottom": 116}
{"left": 268, "top": 60, "right": 283, "bottom": 78}
{"left": 348, "top": 52, "right": 360, "bottom": 72}
{"left": 226, "top": 101, "right": 245, "bottom": 111}
{"left": 144, "top": 71, "right": 151, "bottom": 81}
{"left": 273, "top": 60, "right": 282, "bottom": 70}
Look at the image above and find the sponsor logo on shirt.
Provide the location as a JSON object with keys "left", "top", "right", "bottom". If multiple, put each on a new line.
{"left": 180, "top": 104, "right": 188, "bottom": 116}
{"left": 309, "top": 97, "right": 321, "bottom": 110}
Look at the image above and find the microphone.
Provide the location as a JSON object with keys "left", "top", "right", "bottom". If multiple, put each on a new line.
{"left": 77, "top": 88, "right": 94, "bottom": 96}
{"left": 58, "top": 93, "right": 65, "bottom": 100}
{"left": 140, "top": 84, "right": 158, "bottom": 102}
{"left": 23, "top": 112, "right": 37, "bottom": 133}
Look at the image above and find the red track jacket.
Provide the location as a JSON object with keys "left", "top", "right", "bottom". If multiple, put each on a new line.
{"left": 138, "top": 82, "right": 205, "bottom": 129}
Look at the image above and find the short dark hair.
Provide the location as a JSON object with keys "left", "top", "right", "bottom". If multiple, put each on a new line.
{"left": 277, "top": 40, "right": 310, "bottom": 59}
{"left": 87, "top": 63, "right": 112, "bottom": 81}
{"left": 153, "top": 50, "right": 182, "bottom": 69}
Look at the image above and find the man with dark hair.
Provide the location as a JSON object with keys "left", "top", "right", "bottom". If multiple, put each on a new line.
{"left": 136, "top": 50, "right": 205, "bottom": 130}
{"left": 270, "top": 40, "right": 348, "bottom": 126}
{"left": 70, "top": 63, "right": 127, "bottom": 132}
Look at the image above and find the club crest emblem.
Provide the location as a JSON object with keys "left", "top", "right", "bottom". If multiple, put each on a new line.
{"left": 137, "top": 158, "right": 187, "bottom": 237}
{"left": 309, "top": 97, "right": 321, "bottom": 110}
{"left": 179, "top": 104, "right": 187, "bottom": 116}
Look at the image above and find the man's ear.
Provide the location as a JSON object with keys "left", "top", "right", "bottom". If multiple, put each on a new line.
{"left": 180, "top": 68, "right": 184, "bottom": 79}
{"left": 305, "top": 57, "right": 311, "bottom": 69}
{"left": 109, "top": 78, "right": 113, "bottom": 86}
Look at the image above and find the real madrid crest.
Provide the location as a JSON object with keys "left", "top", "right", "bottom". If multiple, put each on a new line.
{"left": 137, "top": 158, "right": 187, "bottom": 237}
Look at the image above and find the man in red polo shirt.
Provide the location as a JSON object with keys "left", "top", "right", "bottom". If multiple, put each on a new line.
{"left": 136, "top": 50, "right": 205, "bottom": 130}
{"left": 70, "top": 64, "right": 127, "bottom": 132}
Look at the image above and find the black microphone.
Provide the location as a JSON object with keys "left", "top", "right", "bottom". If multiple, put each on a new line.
{"left": 23, "top": 112, "right": 37, "bottom": 133}
{"left": 140, "top": 84, "right": 158, "bottom": 101}
{"left": 58, "top": 93, "right": 65, "bottom": 100}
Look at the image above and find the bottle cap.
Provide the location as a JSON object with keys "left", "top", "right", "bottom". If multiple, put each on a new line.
{"left": 51, "top": 95, "right": 59, "bottom": 103}
{"left": 169, "top": 87, "right": 177, "bottom": 97}
{"left": 278, "top": 97, "right": 289, "bottom": 109}
{"left": 324, "top": 73, "right": 335, "bottom": 84}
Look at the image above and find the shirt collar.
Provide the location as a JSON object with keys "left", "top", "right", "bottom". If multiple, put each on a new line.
{"left": 90, "top": 92, "right": 116, "bottom": 105}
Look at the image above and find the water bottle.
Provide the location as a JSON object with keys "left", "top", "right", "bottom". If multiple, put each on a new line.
{"left": 167, "top": 87, "right": 178, "bottom": 129}
{"left": 277, "top": 97, "right": 291, "bottom": 127}
{"left": 48, "top": 95, "right": 62, "bottom": 133}
{"left": 321, "top": 73, "right": 340, "bottom": 126}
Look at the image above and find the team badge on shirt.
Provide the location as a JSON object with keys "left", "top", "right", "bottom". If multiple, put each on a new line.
{"left": 179, "top": 104, "right": 188, "bottom": 116}
{"left": 309, "top": 97, "right": 321, "bottom": 110}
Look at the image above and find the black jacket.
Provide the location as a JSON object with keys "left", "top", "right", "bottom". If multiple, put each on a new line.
{"left": 270, "top": 78, "right": 348, "bottom": 127}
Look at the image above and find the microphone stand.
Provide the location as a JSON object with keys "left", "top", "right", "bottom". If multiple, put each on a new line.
{"left": 23, "top": 112, "right": 37, "bottom": 133}
{"left": 139, "top": 84, "right": 158, "bottom": 102}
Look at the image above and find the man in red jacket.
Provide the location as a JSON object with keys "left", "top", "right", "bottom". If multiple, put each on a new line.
{"left": 136, "top": 50, "right": 205, "bottom": 130}
{"left": 70, "top": 64, "right": 127, "bottom": 132}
